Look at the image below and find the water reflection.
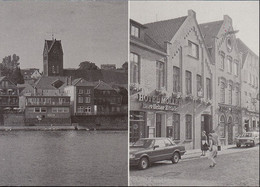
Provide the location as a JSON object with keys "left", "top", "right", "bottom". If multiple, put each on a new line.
{"left": 0, "top": 131, "right": 127, "bottom": 186}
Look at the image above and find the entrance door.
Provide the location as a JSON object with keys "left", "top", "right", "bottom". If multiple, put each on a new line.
{"left": 156, "top": 113, "right": 162, "bottom": 137}
{"left": 228, "top": 117, "right": 233, "bottom": 144}
{"left": 201, "top": 115, "right": 212, "bottom": 138}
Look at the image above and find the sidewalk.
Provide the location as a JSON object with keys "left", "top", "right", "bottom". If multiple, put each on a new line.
{"left": 182, "top": 144, "right": 237, "bottom": 160}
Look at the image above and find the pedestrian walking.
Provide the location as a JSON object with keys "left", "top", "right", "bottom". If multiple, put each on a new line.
{"left": 201, "top": 131, "right": 208, "bottom": 156}
{"left": 208, "top": 133, "right": 218, "bottom": 168}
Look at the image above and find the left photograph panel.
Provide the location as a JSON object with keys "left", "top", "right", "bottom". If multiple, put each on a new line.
{"left": 0, "top": 1, "right": 128, "bottom": 186}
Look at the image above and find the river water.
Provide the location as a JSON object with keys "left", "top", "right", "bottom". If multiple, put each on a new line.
{"left": 0, "top": 130, "right": 128, "bottom": 186}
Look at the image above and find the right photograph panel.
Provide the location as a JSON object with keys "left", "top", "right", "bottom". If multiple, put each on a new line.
{"left": 129, "top": 1, "right": 259, "bottom": 186}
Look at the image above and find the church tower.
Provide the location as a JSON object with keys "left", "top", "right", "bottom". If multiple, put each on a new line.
{"left": 43, "top": 38, "right": 64, "bottom": 76}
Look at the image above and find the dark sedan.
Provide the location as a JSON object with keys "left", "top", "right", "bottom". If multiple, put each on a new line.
{"left": 130, "top": 137, "right": 186, "bottom": 170}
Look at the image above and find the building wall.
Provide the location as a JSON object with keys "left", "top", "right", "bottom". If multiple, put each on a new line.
{"left": 213, "top": 15, "right": 242, "bottom": 145}
{"left": 241, "top": 52, "right": 259, "bottom": 131}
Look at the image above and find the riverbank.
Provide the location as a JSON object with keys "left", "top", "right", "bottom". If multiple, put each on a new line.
{"left": 0, "top": 126, "right": 127, "bottom": 131}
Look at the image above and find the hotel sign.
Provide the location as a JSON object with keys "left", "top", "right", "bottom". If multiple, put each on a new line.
{"left": 137, "top": 93, "right": 179, "bottom": 111}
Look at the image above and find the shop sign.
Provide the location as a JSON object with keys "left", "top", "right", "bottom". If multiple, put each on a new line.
{"left": 137, "top": 93, "right": 179, "bottom": 106}
{"left": 142, "top": 103, "right": 178, "bottom": 111}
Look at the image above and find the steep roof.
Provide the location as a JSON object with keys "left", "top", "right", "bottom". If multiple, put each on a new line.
{"left": 21, "top": 69, "right": 39, "bottom": 78}
{"left": 199, "top": 20, "right": 224, "bottom": 48}
{"left": 236, "top": 38, "right": 259, "bottom": 67}
{"left": 44, "top": 39, "right": 63, "bottom": 54}
{"left": 94, "top": 80, "right": 115, "bottom": 91}
{"left": 34, "top": 76, "right": 68, "bottom": 90}
{"left": 144, "top": 16, "right": 187, "bottom": 49}
{"left": 72, "top": 78, "right": 95, "bottom": 87}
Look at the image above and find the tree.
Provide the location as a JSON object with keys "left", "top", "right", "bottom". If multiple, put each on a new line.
{"left": 0, "top": 54, "right": 20, "bottom": 77}
{"left": 11, "top": 67, "right": 24, "bottom": 85}
{"left": 122, "top": 61, "right": 128, "bottom": 72}
{"left": 117, "top": 86, "right": 128, "bottom": 104}
{"left": 78, "top": 61, "right": 99, "bottom": 70}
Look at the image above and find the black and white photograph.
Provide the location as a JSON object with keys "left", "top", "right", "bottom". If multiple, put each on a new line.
{"left": 0, "top": 0, "right": 128, "bottom": 186}
{"left": 129, "top": 1, "right": 259, "bottom": 186}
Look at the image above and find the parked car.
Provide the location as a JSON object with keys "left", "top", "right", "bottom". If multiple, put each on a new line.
{"left": 236, "top": 131, "right": 259, "bottom": 147}
{"left": 129, "top": 137, "right": 186, "bottom": 170}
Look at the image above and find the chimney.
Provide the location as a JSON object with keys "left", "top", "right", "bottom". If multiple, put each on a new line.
{"left": 223, "top": 15, "right": 232, "bottom": 25}
{"left": 188, "top": 9, "right": 196, "bottom": 19}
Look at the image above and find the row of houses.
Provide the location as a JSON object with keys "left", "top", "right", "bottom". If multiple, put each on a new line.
{"left": 0, "top": 76, "right": 127, "bottom": 126}
{"left": 130, "top": 10, "right": 259, "bottom": 149}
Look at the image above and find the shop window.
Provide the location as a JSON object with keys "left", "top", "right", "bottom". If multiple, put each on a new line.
{"left": 186, "top": 71, "right": 192, "bottom": 94}
{"left": 173, "top": 66, "right": 180, "bottom": 92}
{"left": 185, "top": 115, "right": 192, "bottom": 140}
{"left": 219, "top": 115, "right": 225, "bottom": 138}
{"left": 130, "top": 53, "right": 140, "bottom": 84}
{"left": 148, "top": 127, "right": 155, "bottom": 138}
{"left": 156, "top": 61, "right": 165, "bottom": 90}
{"left": 173, "top": 113, "right": 180, "bottom": 140}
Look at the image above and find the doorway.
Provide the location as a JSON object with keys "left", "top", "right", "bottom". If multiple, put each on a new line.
{"left": 201, "top": 114, "right": 212, "bottom": 138}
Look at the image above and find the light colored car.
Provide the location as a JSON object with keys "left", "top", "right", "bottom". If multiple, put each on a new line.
{"left": 236, "top": 131, "right": 259, "bottom": 147}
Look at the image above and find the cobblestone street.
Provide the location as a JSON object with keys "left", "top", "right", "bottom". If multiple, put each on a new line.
{"left": 130, "top": 145, "right": 259, "bottom": 186}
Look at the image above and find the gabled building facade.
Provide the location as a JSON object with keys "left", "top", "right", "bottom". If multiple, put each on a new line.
{"left": 199, "top": 15, "right": 242, "bottom": 145}
{"left": 130, "top": 10, "right": 215, "bottom": 150}
{"left": 64, "top": 78, "right": 95, "bottom": 116}
{"left": 236, "top": 38, "right": 259, "bottom": 131}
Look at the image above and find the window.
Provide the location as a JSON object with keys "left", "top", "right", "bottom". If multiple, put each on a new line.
{"left": 227, "top": 57, "right": 232, "bottom": 73}
{"left": 34, "top": 108, "right": 40, "bottom": 113}
{"left": 172, "top": 113, "right": 180, "bottom": 140}
{"left": 185, "top": 115, "right": 192, "bottom": 140}
{"left": 173, "top": 66, "right": 180, "bottom": 92}
{"left": 220, "top": 53, "right": 225, "bottom": 70}
{"left": 228, "top": 84, "right": 232, "bottom": 104}
{"left": 78, "top": 89, "right": 83, "bottom": 94}
{"left": 52, "top": 66, "right": 55, "bottom": 73}
{"left": 52, "top": 108, "right": 58, "bottom": 113}
{"left": 85, "top": 106, "right": 91, "bottom": 113}
{"left": 206, "top": 78, "right": 212, "bottom": 100}
{"left": 85, "top": 97, "right": 91, "bottom": 103}
{"left": 220, "top": 82, "right": 225, "bottom": 103}
{"left": 188, "top": 41, "right": 199, "bottom": 59}
{"left": 154, "top": 139, "right": 166, "bottom": 148}
{"left": 77, "top": 106, "right": 84, "bottom": 113}
{"left": 41, "top": 108, "right": 47, "bottom": 113}
{"left": 156, "top": 61, "right": 165, "bottom": 90}
{"left": 186, "top": 71, "right": 192, "bottom": 94}
{"left": 85, "top": 89, "right": 90, "bottom": 94}
{"left": 78, "top": 97, "right": 83, "bottom": 103}
{"left": 219, "top": 115, "right": 225, "bottom": 138}
{"left": 196, "top": 75, "right": 202, "bottom": 97}
{"left": 63, "top": 108, "right": 69, "bottom": 113}
{"left": 233, "top": 61, "right": 238, "bottom": 76}
{"left": 235, "top": 87, "right": 239, "bottom": 106}
{"left": 130, "top": 25, "right": 140, "bottom": 38}
{"left": 130, "top": 53, "right": 140, "bottom": 84}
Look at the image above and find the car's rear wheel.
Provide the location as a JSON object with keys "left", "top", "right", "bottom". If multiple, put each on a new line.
{"left": 138, "top": 157, "right": 149, "bottom": 170}
{"left": 172, "top": 152, "right": 180, "bottom": 164}
{"left": 236, "top": 143, "right": 241, "bottom": 148}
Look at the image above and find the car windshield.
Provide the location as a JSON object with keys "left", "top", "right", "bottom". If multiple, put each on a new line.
{"left": 132, "top": 139, "right": 154, "bottom": 148}
{"left": 241, "top": 133, "right": 252, "bottom": 137}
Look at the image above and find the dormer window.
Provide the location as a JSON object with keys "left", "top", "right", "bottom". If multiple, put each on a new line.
{"left": 131, "top": 25, "right": 140, "bottom": 38}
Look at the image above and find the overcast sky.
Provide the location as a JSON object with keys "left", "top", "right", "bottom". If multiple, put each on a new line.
{"left": 0, "top": 0, "right": 128, "bottom": 71}
{"left": 130, "top": 1, "right": 259, "bottom": 55}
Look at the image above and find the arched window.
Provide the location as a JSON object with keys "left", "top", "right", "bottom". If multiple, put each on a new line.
{"left": 219, "top": 115, "right": 225, "bottom": 138}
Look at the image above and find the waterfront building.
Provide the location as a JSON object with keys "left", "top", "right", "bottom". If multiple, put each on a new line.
{"left": 23, "top": 95, "right": 71, "bottom": 126}
{"left": 130, "top": 10, "right": 215, "bottom": 150}
{"left": 94, "top": 80, "right": 124, "bottom": 115}
{"left": 199, "top": 15, "right": 242, "bottom": 145}
{"left": 0, "top": 76, "right": 19, "bottom": 111}
{"left": 236, "top": 38, "right": 259, "bottom": 131}
{"left": 64, "top": 78, "right": 95, "bottom": 116}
